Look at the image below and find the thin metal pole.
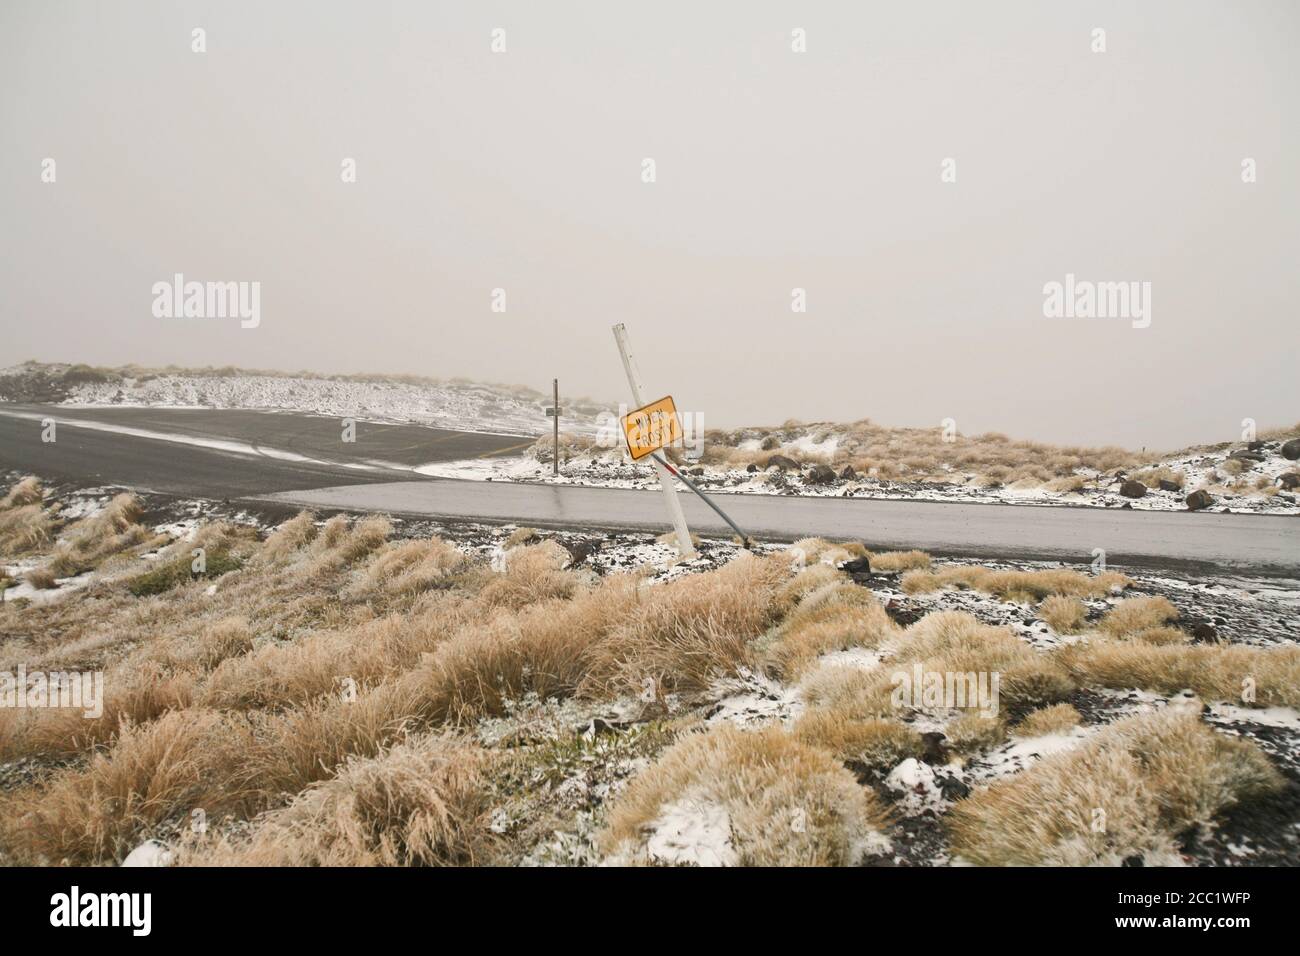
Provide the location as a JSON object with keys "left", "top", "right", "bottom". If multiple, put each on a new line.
{"left": 652, "top": 452, "right": 754, "bottom": 549}
{"left": 552, "top": 378, "right": 559, "bottom": 477}
{"left": 612, "top": 323, "right": 696, "bottom": 559}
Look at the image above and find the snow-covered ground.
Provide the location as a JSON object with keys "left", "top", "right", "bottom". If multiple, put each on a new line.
{"left": 4, "top": 363, "right": 1296, "bottom": 513}
{"left": 419, "top": 440, "right": 1300, "bottom": 515}
{"left": 0, "top": 363, "right": 603, "bottom": 438}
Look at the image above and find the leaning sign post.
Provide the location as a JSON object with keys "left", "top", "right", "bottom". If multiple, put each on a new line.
{"left": 612, "top": 324, "right": 754, "bottom": 555}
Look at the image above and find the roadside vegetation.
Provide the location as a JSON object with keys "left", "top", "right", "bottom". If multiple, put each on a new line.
{"left": 0, "top": 478, "right": 1294, "bottom": 867}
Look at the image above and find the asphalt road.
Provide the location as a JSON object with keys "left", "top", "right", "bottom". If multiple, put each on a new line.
{"left": 1, "top": 405, "right": 1295, "bottom": 575}
{"left": 0, "top": 404, "right": 529, "bottom": 497}
{"left": 261, "top": 478, "right": 1300, "bottom": 576}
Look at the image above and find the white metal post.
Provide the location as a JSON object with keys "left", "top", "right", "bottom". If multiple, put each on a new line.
{"left": 612, "top": 323, "right": 696, "bottom": 559}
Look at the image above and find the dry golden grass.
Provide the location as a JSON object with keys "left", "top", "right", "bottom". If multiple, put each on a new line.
{"left": 476, "top": 540, "right": 578, "bottom": 610}
{"left": 582, "top": 552, "right": 791, "bottom": 698}
{"left": 184, "top": 733, "right": 498, "bottom": 866}
{"left": 771, "top": 563, "right": 843, "bottom": 616}
{"left": 503, "top": 526, "right": 541, "bottom": 548}
{"left": 1, "top": 710, "right": 255, "bottom": 865}
{"left": 948, "top": 711, "right": 1282, "bottom": 865}
{"left": 0, "top": 476, "right": 44, "bottom": 509}
{"left": 401, "top": 574, "right": 638, "bottom": 723}
{"left": 45, "top": 493, "right": 149, "bottom": 577}
{"left": 797, "top": 610, "right": 1074, "bottom": 721}
{"left": 1058, "top": 641, "right": 1300, "bottom": 708}
{"left": 902, "top": 566, "right": 1130, "bottom": 603}
{"left": 0, "top": 503, "right": 58, "bottom": 556}
{"left": 944, "top": 713, "right": 1008, "bottom": 754}
{"left": 1015, "top": 703, "right": 1081, "bottom": 737}
{"left": 867, "top": 550, "right": 931, "bottom": 572}
{"left": 1099, "top": 596, "right": 1179, "bottom": 637}
{"left": 24, "top": 567, "right": 58, "bottom": 590}
{"left": 1038, "top": 595, "right": 1087, "bottom": 634}
{"left": 762, "top": 581, "right": 897, "bottom": 679}
{"left": 698, "top": 420, "right": 1151, "bottom": 486}
{"left": 794, "top": 710, "right": 923, "bottom": 772}
{"left": 257, "top": 511, "right": 318, "bottom": 563}
{"left": 600, "top": 725, "right": 886, "bottom": 866}
{"left": 1130, "top": 626, "right": 1191, "bottom": 646}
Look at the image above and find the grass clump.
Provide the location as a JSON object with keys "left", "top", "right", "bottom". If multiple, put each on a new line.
{"left": 184, "top": 733, "right": 497, "bottom": 866}
{"left": 1038, "top": 595, "right": 1087, "bottom": 634}
{"left": 127, "top": 549, "right": 243, "bottom": 596}
{"left": 1014, "top": 703, "right": 1081, "bottom": 737}
{"left": 948, "top": 711, "right": 1282, "bottom": 866}
{"left": 600, "top": 725, "right": 887, "bottom": 866}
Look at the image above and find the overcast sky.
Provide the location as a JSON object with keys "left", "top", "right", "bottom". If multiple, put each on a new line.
{"left": 2, "top": 1, "right": 1296, "bottom": 449}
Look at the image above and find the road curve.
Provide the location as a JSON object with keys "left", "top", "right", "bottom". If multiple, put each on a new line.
{"left": 261, "top": 479, "right": 1300, "bottom": 577}
{"left": 2, "top": 404, "right": 1295, "bottom": 576}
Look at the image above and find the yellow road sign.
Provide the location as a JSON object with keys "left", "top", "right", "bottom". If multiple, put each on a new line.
{"left": 621, "top": 395, "right": 683, "bottom": 461}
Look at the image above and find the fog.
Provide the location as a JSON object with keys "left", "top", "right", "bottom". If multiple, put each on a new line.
{"left": 2, "top": 0, "right": 1296, "bottom": 449}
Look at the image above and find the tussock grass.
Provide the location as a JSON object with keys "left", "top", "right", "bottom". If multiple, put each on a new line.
{"left": 902, "top": 566, "right": 1130, "bottom": 603}
{"left": 1099, "top": 596, "right": 1179, "bottom": 637}
{"left": 771, "top": 563, "right": 843, "bottom": 616}
{"left": 1, "top": 710, "right": 255, "bottom": 864}
{"left": 1, "top": 476, "right": 44, "bottom": 509}
{"left": 798, "top": 610, "right": 1074, "bottom": 720}
{"left": 948, "top": 711, "right": 1282, "bottom": 865}
{"left": 0, "top": 503, "right": 58, "bottom": 556}
{"left": 1015, "top": 703, "right": 1081, "bottom": 737}
{"left": 944, "top": 713, "right": 1008, "bottom": 754}
{"left": 45, "top": 493, "right": 149, "bottom": 576}
{"left": 867, "top": 550, "right": 931, "bottom": 573}
{"left": 762, "top": 581, "right": 897, "bottom": 679}
{"left": 185, "top": 733, "right": 497, "bottom": 866}
{"left": 1038, "top": 595, "right": 1087, "bottom": 634}
{"left": 345, "top": 538, "right": 468, "bottom": 603}
{"left": 1130, "top": 626, "right": 1191, "bottom": 646}
{"left": 24, "top": 567, "right": 58, "bottom": 590}
{"left": 600, "top": 725, "right": 887, "bottom": 866}
{"left": 1058, "top": 641, "right": 1300, "bottom": 708}
{"left": 794, "top": 710, "right": 923, "bottom": 772}
{"left": 398, "top": 574, "right": 638, "bottom": 723}
{"left": 477, "top": 541, "right": 578, "bottom": 610}
{"left": 583, "top": 553, "right": 791, "bottom": 698}
{"left": 258, "top": 511, "right": 318, "bottom": 563}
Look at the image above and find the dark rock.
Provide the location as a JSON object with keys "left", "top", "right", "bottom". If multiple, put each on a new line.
{"left": 1229, "top": 450, "right": 1265, "bottom": 463}
{"left": 805, "top": 463, "right": 836, "bottom": 485}
{"left": 1185, "top": 489, "right": 1214, "bottom": 511}
{"left": 1158, "top": 479, "right": 1181, "bottom": 492}
{"left": 1119, "top": 479, "right": 1147, "bottom": 499}
{"left": 1190, "top": 621, "right": 1218, "bottom": 642}
{"left": 1277, "top": 472, "right": 1300, "bottom": 490}
{"left": 1248, "top": 440, "right": 1266, "bottom": 451}
{"left": 688, "top": 466, "right": 705, "bottom": 477}
{"left": 1122, "top": 855, "right": 1145, "bottom": 867}
{"left": 745, "top": 463, "right": 759, "bottom": 473}
{"left": 884, "top": 598, "right": 923, "bottom": 626}
{"left": 839, "top": 465, "right": 858, "bottom": 481}
{"left": 766, "top": 454, "right": 800, "bottom": 472}
{"left": 1281, "top": 438, "right": 1300, "bottom": 460}
{"left": 564, "top": 539, "right": 600, "bottom": 565}
{"left": 920, "top": 732, "right": 948, "bottom": 765}
{"left": 841, "top": 556, "right": 871, "bottom": 575}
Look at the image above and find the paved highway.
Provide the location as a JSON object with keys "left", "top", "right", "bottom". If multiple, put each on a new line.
{"left": 1, "top": 405, "right": 1295, "bottom": 574}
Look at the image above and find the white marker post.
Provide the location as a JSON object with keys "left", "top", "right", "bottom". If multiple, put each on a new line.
{"left": 612, "top": 323, "right": 696, "bottom": 559}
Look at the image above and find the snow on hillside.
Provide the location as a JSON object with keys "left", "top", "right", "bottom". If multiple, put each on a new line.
{"left": 0, "top": 363, "right": 603, "bottom": 438}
